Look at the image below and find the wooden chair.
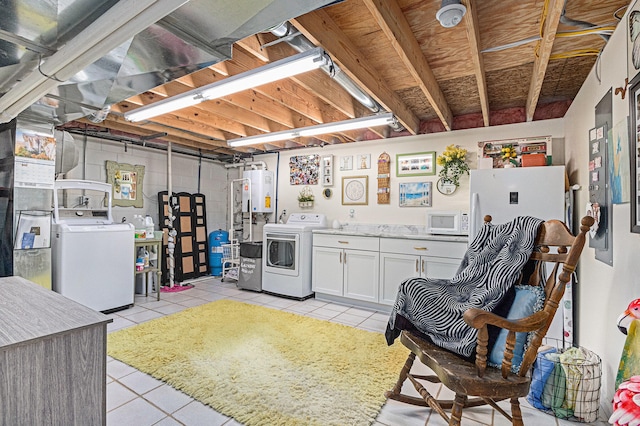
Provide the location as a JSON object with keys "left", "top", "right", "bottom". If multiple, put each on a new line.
{"left": 385, "top": 215, "right": 595, "bottom": 426}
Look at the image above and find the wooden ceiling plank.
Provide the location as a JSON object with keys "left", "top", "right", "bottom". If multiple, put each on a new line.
{"left": 525, "top": 0, "right": 564, "bottom": 122}
{"left": 236, "top": 34, "right": 272, "bottom": 62}
{"left": 118, "top": 42, "right": 361, "bottom": 147}
{"left": 149, "top": 115, "right": 234, "bottom": 141}
{"left": 260, "top": 42, "right": 361, "bottom": 119}
{"left": 172, "top": 107, "right": 254, "bottom": 137}
{"left": 200, "top": 100, "right": 277, "bottom": 133}
{"left": 105, "top": 114, "right": 228, "bottom": 147}
{"left": 75, "top": 117, "right": 235, "bottom": 153}
{"left": 239, "top": 32, "right": 373, "bottom": 121}
{"left": 211, "top": 51, "right": 380, "bottom": 142}
{"left": 292, "top": 9, "right": 419, "bottom": 134}
{"left": 112, "top": 101, "right": 229, "bottom": 140}
{"left": 224, "top": 47, "right": 334, "bottom": 124}
{"left": 223, "top": 90, "right": 298, "bottom": 128}
{"left": 122, "top": 73, "right": 285, "bottom": 135}
{"left": 147, "top": 69, "right": 299, "bottom": 130}
{"left": 462, "top": 0, "right": 490, "bottom": 127}
{"left": 124, "top": 93, "right": 251, "bottom": 137}
{"left": 363, "top": 0, "right": 453, "bottom": 131}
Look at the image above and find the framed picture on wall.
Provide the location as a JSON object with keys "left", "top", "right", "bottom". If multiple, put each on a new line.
{"left": 289, "top": 154, "right": 320, "bottom": 185}
{"left": 342, "top": 176, "right": 368, "bottom": 205}
{"left": 356, "top": 153, "right": 371, "bottom": 169}
{"left": 106, "top": 161, "right": 145, "bottom": 208}
{"left": 340, "top": 155, "right": 353, "bottom": 171}
{"left": 399, "top": 182, "right": 432, "bottom": 207}
{"left": 396, "top": 152, "right": 436, "bottom": 177}
{"left": 321, "top": 154, "right": 333, "bottom": 186}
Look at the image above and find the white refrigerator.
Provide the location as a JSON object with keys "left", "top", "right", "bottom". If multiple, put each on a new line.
{"left": 469, "top": 166, "right": 566, "bottom": 238}
{"left": 469, "top": 165, "right": 571, "bottom": 346}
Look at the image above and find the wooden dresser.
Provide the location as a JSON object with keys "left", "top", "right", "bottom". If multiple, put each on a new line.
{"left": 0, "top": 276, "right": 112, "bottom": 425}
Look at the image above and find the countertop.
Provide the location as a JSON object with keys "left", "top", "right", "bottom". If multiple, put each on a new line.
{"left": 0, "top": 276, "right": 112, "bottom": 349}
{"left": 313, "top": 228, "right": 469, "bottom": 243}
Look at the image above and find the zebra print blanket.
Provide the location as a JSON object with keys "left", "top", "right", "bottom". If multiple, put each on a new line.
{"left": 385, "top": 216, "right": 544, "bottom": 358}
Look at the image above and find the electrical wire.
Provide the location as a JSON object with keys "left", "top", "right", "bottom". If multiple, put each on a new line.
{"left": 481, "top": 26, "right": 614, "bottom": 54}
{"left": 539, "top": 0, "right": 550, "bottom": 40}
{"left": 550, "top": 49, "right": 602, "bottom": 60}
{"left": 614, "top": 4, "right": 628, "bottom": 21}
{"left": 555, "top": 26, "right": 616, "bottom": 38}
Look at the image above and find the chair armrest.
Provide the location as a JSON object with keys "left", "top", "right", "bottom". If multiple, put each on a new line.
{"left": 463, "top": 308, "right": 550, "bottom": 378}
{"left": 463, "top": 308, "right": 549, "bottom": 332}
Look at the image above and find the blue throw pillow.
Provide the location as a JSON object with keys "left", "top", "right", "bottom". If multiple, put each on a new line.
{"left": 488, "top": 285, "right": 545, "bottom": 373}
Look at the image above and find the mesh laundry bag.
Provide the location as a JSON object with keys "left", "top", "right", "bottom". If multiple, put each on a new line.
{"left": 527, "top": 346, "right": 601, "bottom": 423}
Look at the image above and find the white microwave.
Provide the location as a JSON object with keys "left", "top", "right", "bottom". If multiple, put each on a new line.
{"left": 426, "top": 210, "right": 469, "bottom": 235}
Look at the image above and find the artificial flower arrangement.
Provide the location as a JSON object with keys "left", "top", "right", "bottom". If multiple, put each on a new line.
{"left": 501, "top": 145, "right": 519, "bottom": 167}
{"left": 436, "top": 144, "right": 470, "bottom": 187}
{"left": 297, "top": 186, "right": 314, "bottom": 206}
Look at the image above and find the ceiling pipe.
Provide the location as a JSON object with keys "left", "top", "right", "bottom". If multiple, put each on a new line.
{"left": 87, "top": 105, "right": 112, "bottom": 123}
{"left": 224, "top": 161, "right": 267, "bottom": 170}
{"left": 268, "top": 22, "right": 405, "bottom": 133}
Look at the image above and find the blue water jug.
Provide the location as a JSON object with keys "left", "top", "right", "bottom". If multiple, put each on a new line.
{"left": 208, "top": 230, "right": 229, "bottom": 276}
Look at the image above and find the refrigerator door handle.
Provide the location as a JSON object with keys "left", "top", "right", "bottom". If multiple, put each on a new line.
{"left": 470, "top": 192, "right": 481, "bottom": 238}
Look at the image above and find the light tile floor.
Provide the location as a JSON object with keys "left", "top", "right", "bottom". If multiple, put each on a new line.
{"left": 106, "top": 277, "right": 608, "bottom": 426}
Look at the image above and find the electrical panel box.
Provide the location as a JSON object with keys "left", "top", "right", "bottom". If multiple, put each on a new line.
{"left": 242, "top": 170, "right": 274, "bottom": 213}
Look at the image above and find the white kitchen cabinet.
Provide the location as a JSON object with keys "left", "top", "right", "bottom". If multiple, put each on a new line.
{"left": 379, "top": 238, "right": 467, "bottom": 306}
{"left": 343, "top": 249, "right": 379, "bottom": 302}
{"left": 312, "top": 234, "right": 380, "bottom": 303}
{"left": 311, "top": 246, "right": 343, "bottom": 296}
{"left": 312, "top": 232, "right": 467, "bottom": 308}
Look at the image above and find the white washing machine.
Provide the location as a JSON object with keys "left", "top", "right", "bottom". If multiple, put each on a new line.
{"left": 262, "top": 213, "right": 327, "bottom": 299}
{"left": 52, "top": 180, "right": 134, "bottom": 312}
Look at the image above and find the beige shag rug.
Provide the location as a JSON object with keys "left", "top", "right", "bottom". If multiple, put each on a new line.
{"left": 107, "top": 299, "right": 408, "bottom": 426}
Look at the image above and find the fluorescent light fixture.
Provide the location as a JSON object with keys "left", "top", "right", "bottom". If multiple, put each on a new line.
{"left": 125, "top": 47, "right": 330, "bottom": 122}
{"left": 227, "top": 113, "right": 395, "bottom": 147}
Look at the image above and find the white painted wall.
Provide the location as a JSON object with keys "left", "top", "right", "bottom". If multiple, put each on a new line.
{"left": 63, "top": 136, "right": 229, "bottom": 234}
{"left": 254, "top": 119, "right": 564, "bottom": 228}
{"left": 563, "top": 2, "right": 639, "bottom": 416}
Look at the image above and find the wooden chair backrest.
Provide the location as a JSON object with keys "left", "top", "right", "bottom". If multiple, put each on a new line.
{"left": 499, "top": 215, "right": 594, "bottom": 377}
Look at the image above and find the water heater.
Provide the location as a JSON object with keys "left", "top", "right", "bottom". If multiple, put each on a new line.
{"left": 242, "top": 170, "right": 274, "bottom": 213}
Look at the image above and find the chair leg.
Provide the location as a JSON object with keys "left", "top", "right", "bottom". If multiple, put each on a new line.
{"left": 449, "top": 393, "right": 466, "bottom": 426}
{"left": 386, "top": 352, "right": 416, "bottom": 397}
{"left": 510, "top": 397, "right": 523, "bottom": 426}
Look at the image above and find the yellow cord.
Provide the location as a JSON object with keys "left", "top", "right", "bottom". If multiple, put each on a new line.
{"left": 555, "top": 26, "right": 616, "bottom": 38}
{"left": 550, "top": 49, "right": 601, "bottom": 59}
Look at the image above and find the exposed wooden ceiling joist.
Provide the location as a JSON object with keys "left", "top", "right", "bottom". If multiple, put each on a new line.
{"left": 51, "top": 0, "right": 626, "bottom": 158}
{"left": 292, "top": 8, "right": 420, "bottom": 134}
{"left": 526, "top": 0, "right": 565, "bottom": 122}
{"left": 74, "top": 117, "right": 236, "bottom": 155}
{"left": 462, "top": 0, "right": 490, "bottom": 127}
{"left": 363, "top": 0, "right": 453, "bottom": 131}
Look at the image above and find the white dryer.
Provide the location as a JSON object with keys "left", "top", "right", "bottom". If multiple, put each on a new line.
{"left": 262, "top": 213, "right": 327, "bottom": 299}
{"left": 52, "top": 180, "right": 134, "bottom": 312}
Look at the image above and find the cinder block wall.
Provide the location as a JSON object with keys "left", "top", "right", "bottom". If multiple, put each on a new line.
{"left": 62, "top": 135, "right": 228, "bottom": 233}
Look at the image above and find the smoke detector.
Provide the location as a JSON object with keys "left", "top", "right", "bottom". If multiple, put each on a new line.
{"left": 436, "top": 0, "right": 467, "bottom": 28}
